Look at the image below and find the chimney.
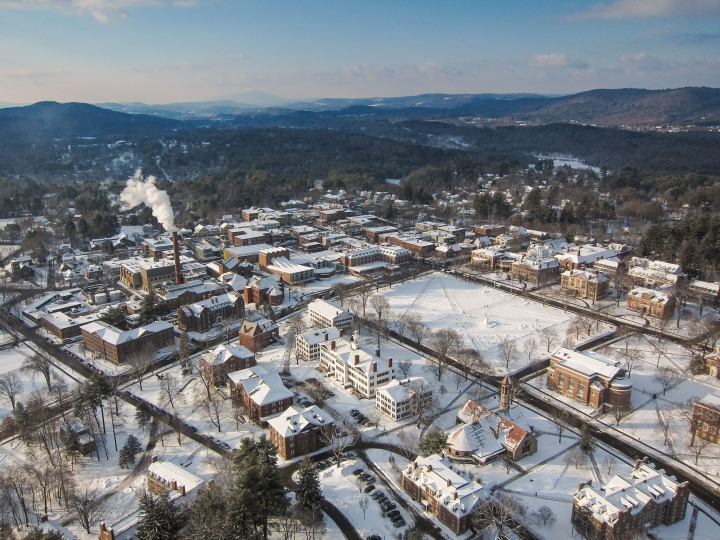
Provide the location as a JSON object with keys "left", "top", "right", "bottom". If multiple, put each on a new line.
{"left": 578, "top": 482, "right": 585, "bottom": 492}
{"left": 354, "top": 354, "right": 359, "bottom": 365}
{"left": 474, "top": 477, "right": 480, "bottom": 484}
{"left": 454, "top": 492, "right": 458, "bottom": 500}
{"left": 447, "top": 479, "right": 452, "bottom": 487}
{"left": 179, "top": 485, "right": 185, "bottom": 496}
{"left": 172, "top": 231, "right": 183, "bottom": 285}
{"left": 388, "top": 357, "right": 392, "bottom": 368}
{"left": 331, "top": 341, "right": 336, "bottom": 350}
{"left": 375, "top": 349, "right": 380, "bottom": 357}
{"left": 350, "top": 334, "right": 354, "bottom": 342}
{"left": 171, "top": 480, "right": 177, "bottom": 490}
{"left": 372, "top": 362, "right": 377, "bottom": 373}
{"left": 339, "top": 328, "right": 344, "bottom": 338}
{"left": 324, "top": 332, "right": 329, "bottom": 342}
{"left": 151, "top": 455, "right": 157, "bottom": 463}
{"left": 427, "top": 465, "right": 432, "bottom": 472}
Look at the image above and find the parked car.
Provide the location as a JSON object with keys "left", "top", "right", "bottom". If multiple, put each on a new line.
{"left": 392, "top": 519, "right": 406, "bottom": 528}
{"left": 376, "top": 496, "right": 388, "bottom": 505}
{"left": 367, "top": 535, "right": 381, "bottom": 540}
{"left": 381, "top": 503, "right": 396, "bottom": 512}
{"left": 352, "top": 468, "right": 364, "bottom": 476}
{"left": 363, "top": 485, "right": 375, "bottom": 493}
{"left": 386, "top": 510, "right": 401, "bottom": 519}
{"left": 350, "top": 409, "right": 360, "bottom": 416}
{"left": 359, "top": 473, "right": 370, "bottom": 481}
{"left": 370, "top": 491, "right": 384, "bottom": 500}
{"left": 364, "top": 475, "right": 376, "bottom": 484}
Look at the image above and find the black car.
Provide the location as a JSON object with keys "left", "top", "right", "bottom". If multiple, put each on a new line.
{"left": 370, "top": 491, "right": 384, "bottom": 500}
{"left": 382, "top": 503, "right": 397, "bottom": 512}
{"left": 376, "top": 496, "right": 388, "bottom": 505}
{"left": 350, "top": 409, "right": 360, "bottom": 415}
{"left": 352, "top": 468, "right": 364, "bottom": 476}
{"left": 392, "top": 519, "right": 406, "bottom": 528}
{"left": 364, "top": 475, "right": 376, "bottom": 484}
{"left": 386, "top": 510, "right": 401, "bottom": 519}
{"left": 367, "top": 535, "right": 381, "bottom": 540}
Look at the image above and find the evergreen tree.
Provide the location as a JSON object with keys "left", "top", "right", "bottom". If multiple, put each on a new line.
{"left": 118, "top": 445, "right": 134, "bottom": 469}
{"left": 13, "top": 401, "right": 31, "bottom": 442}
{"left": 295, "top": 456, "right": 323, "bottom": 514}
{"left": 136, "top": 403, "right": 152, "bottom": 431}
{"left": 100, "top": 305, "right": 128, "bottom": 330}
{"left": 126, "top": 434, "right": 143, "bottom": 456}
{"left": 137, "top": 489, "right": 181, "bottom": 540}
{"left": 418, "top": 427, "right": 448, "bottom": 457}
{"left": 229, "top": 435, "right": 287, "bottom": 540}
{"left": 138, "top": 290, "right": 170, "bottom": 325}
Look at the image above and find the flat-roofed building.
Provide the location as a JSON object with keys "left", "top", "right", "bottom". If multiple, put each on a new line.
{"left": 155, "top": 279, "right": 226, "bottom": 310}
{"left": 689, "top": 280, "right": 720, "bottom": 307}
{"left": 224, "top": 244, "right": 274, "bottom": 264}
{"left": 42, "top": 312, "right": 100, "bottom": 341}
{"left": 308, "top": 299, "right": 354, "bottom": 329}
{"left": 510, "top": 257, "right": 560, "bottom": 284}
{"left": 264, "top": 257, "right": 315, "bottom": 284}
{"left": 139, "top": 260, "right": 176, "bottom": 292}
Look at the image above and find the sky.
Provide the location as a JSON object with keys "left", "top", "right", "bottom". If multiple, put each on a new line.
{"left": 1, "top": 0, "right": 720, "bottom": 105}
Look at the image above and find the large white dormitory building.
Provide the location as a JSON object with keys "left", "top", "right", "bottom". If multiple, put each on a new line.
{"left": 308, "top": 298, "right": 354, "bottom": 329}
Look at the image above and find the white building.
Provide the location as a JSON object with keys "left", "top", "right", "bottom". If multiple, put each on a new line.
{"left": 308, "top": 298, "right": 354, "bottom": 329}
{"left": 319, "top": 331, "right": 395, "bottom": 398}
{"left": 296, "top": 327, "right": 341, "bottom": 362}
{"left": 375, "top": 376, "right": 432, "bottom": 421}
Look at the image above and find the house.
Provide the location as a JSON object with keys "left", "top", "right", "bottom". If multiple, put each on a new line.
{"left": 177, "top": 292, "right": 245, "bottom": 333}
{"left": 147, "top": 457, "right": 204, "bottom": 499}
{"left": 228, "top": 366, "right": 294, "bottom": 425}
{"left": 627, "top": 287, "right": 676, "bottom": 319}
{"left": 202, "top": 343, "right": 255, "bottom": 386}
{"left": 692, "top": 394, "right": 720, "bottom": 445}
{"left": 561, "top": 269, "right": 610, "bottom": 301}
{"left": 238, "top": 317, "right": 280, "bottom": 352}
{"left": 80, "top": 320, "right": 174, "bottom": 365}
{"left": 447, "top": 398, "right": 537, "bottom": 463}
{"left": 296, "top": 327, "right": 341, "bottom": 362}
{"left": 400, "top": 454, "right": 483, "bottom": 535}
{"left": 573, "top": 459, "right": 689, "bottom": 540}
{"left": 547, "top": 347, "right": 632, "bottom": 410}
{"left": 243, "top": 275, "right": 284, "bottom": 306}
{"left": 375, "top": 376, "right": 432, "bottom": 422}
{"left": 319, "top": 331, "right": 395, "bottom": 398}
{"left": 267, "top": 405, "right": 334, "bottom": 460}
{"left": 60, "top": 419, "right": 97, "bottom": 456}
{"left": 308, "top": 298, "right": 354, "bottom": 329}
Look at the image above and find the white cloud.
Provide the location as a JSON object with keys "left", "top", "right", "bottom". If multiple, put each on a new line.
{"left": 0, "top": 0, "right": 200, "bottom": 22}
{"left": 569, "top": 0, "right": 720, "bottom": 20}
{"left": 528, "top": 54, "right": 589, "bottom": 69}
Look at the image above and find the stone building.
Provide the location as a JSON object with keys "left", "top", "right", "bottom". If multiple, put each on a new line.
{"left": 572, "top": 459, "right": 689, "bottom": 540}
{"left": 561, "top": 269, "right": 610, "bottom": 301}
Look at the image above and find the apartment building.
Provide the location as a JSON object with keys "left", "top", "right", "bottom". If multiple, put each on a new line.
{"left": 573, "top": 459, "right": 689, "bottom": 540}
{"left": 692, "top": 394, "right": 720, "bottom": 445}
{"left": 319, "top": 331, "right": 395, "bottom": 398}
{"left": 80, "top": 320, "right": 174, "bottom": 365}
{"left": 308, "top": 299, "right": 354, "bottom": 329}
{"left": 177, "top": 292, "right": 244, "bottom": 333}
{"left": 375, "top": 376, "right": 432, "bottom": 421}
{"left": 201, "top": 343, "right": 256, "bottom": 387}
{"left": 267, "top": 405, "right": 334, "bottom": 460}
{"left": 296, "top": 327, "right": 341, "bottom": 362}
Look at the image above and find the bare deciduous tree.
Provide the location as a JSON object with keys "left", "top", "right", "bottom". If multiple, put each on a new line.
{"left": 690, "top": 438, "right": 711, "bottom": 465}
{"left": 564, "top": 446, "right": 589, "bottom": 469}
{"left": 473, "top": 494, "right": 527, "bottom": 539}
{"left": 653, "top": 366, "right": 680, "bottom": 396}
{"left": 22, "top": 353, "right": 53, "bottom": 391}
{"left": 159, "top": 374, "right": 182, "bottom": 408}
{"left": 498, "top": 337, "right": 518, "bottom": 369}
{"left": 523, "top": 339, "right": 538, "bottom": 364}
{"left": 72, "top": 485, "right": 102, "bottom": 534}
{"left": 194, "top": 388, "right": 229, "bottom": 433}
{"left": 540, "top": 328, "right": 559, "bottom": 352}
{"left": 456, "top": 348, "right": 484, "bottom": 381}
{"left": 396, "top": 359, "right": 413, "bottom": 379}
{"left": 369, "top": 295, "right": 391, "bottom": 348}
{"left": 601, "top": 454, "right": 617, "bottom": 476}
{"left": 427, "top": 328, "right": 461, "bottom": 381}
{"left": 608, "top": 404, "right": 631, "bottom": 426}
{"left": 359, "top": 497, "right": 369, "bottom": 519}
{"left": 406, "top": 312, "right": 429, "bottom": 350}
{"left": 550, "top": 409, "right": 570, "bottom": 443}
{"left": 128, "top": 346, "right": 155, "bottom": 391}
{"left": 397, "top": 429, "right": 420, "bottom": 459}
{"left": 531, "top": 506, "right": 557, "bottom": 527}
{"left": 0, "top": 373, "right": 22, "bottom": 413}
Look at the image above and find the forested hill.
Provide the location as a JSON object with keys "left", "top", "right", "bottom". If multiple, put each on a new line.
{"left": 0, "top": 101, "right": 185, "bottom": 143}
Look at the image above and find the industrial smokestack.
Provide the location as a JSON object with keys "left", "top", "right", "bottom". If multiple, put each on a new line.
{"left": 172, "top": 231, "right": 183, "bottom": 285}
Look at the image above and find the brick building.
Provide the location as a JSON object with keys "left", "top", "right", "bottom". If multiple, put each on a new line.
{"left": 228, "top": 365, "right": 295, "bottom": 425}
{"left": 267, "top": 405, "right": 334, "bottom": 459}
{"left": 510, "top": 257, "right": 560, "bottom": 284}
{"left": 146, "top": 458, "right": 204, "bottom": 499}
{"left": 238, "top": 317, "right": 280, "bottom": 352}
{"left": 692, "top": 394, "right": 720, "bottom": 445}
{"left": 201, "top": 343, "right": 256, "bottom": 386}
{"left": 573, "top": 459, "right": 689, "bottom": 540}
{"left": 547, "top": 347, "right": 632, "bottom": 410}
{"left": 561, "top": 269, "right": 610, "bottom": 301}
{"left": 627, "top": 287, "right": 676, "bottom": 319}
{"left": 80, "top": 320, "right": 174, "bottom": 365}
{"left": 704, "top": 348, "right": 720, "bottom": 379}
{"left": 42, "top": 312, "right": 100, "bottom": 340}
{"left": 243, "top": 275, "right": 284, "bottom": 306}
{"left": 177, "top": 292, "right": 244, "bottom": 333}
{"left": 155, "top": 279, "right": 226, "bottom": 310}
{"left": 400, "top": 454, "right": 483, "bottom": 535}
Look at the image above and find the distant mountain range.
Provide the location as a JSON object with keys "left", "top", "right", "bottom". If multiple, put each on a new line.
{"left": 92, "top": 87, "right": 720, "bottom": 127}
{"left": 0, "top": 87, "right": 719, "bottom": 145}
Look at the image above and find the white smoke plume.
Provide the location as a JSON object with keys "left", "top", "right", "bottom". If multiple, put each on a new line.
{"left": 120, "top": 170, "right": 176, "bottom": 231}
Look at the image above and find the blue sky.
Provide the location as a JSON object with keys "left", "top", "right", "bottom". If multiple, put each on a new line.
{"left": 1, "top": 0, "right": 719, "bottom": 104}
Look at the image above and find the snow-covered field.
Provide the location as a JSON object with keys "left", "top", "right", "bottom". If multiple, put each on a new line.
{"left": 382, "top": 273, "right": 612, "bottom": 373}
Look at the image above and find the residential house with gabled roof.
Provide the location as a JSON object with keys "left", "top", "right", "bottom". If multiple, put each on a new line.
{"left": 201, "top": 343, "right": 255, "bottom": 387}
{"left": 267, "top": 405, "right": 334, "bottom": 459}
{"left": 400, "top": 454, "right": 484, "bottom": 535}
{"left": 449, "top": 398, "right": 537, "bottom": 462}
{"left": 572, "top": 459, "right": 689, "bottom": 540}
{"left": 238, "top": 317, "right": 280, "bottom": 352}
{"left": 228, "top": 365, "right": 294, "bottom": 425}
